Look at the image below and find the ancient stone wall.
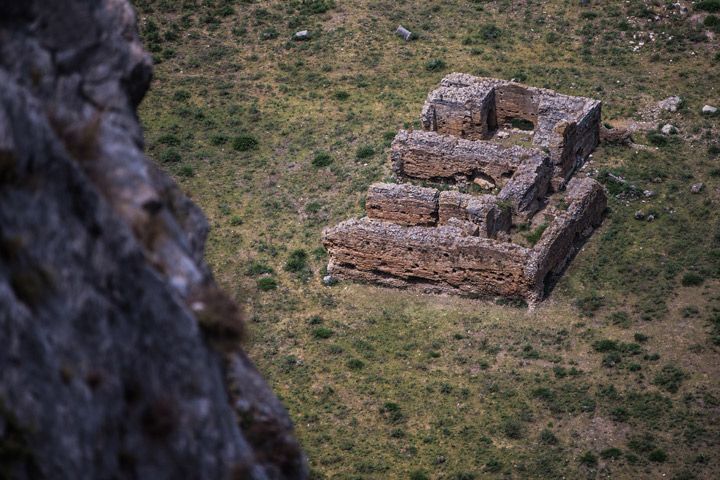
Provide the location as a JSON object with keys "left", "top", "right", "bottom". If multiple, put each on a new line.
{"left": 324, "top": 219, "right": 533, "bottom": 298}
{"left": 323, "top": 74, "right": 606, "bottom": 302}
{"left": 421, "top": 73, "right": 602, "bottom": 189}
{"left": 391, "top": 129, "right": 537, "bottom": 184}
{"left": 366, "top": 183, "right": 438, "bottom": 226}
{"left": 525, "top": 177, "right": 608, "bottom": 292}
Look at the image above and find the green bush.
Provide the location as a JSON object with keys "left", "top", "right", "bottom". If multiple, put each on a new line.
{"left": 647, "top": 131, "right": 668, "bottom": 146}
{"left": 173, "top": 90, "right": 190, "bottom": 101}
{"left": 312, "top": 327, "right": 333, "bottom": 339}
{"left": 593, "top": 339, "right": 619, "bottom": 352}
{"left": 178, "top": 165, "right": 194, "bottom": 177}
{"left": 696, "top": 0, "right": 720, "bottom": 13}
{"left": 501, "top": 418, "right": 523, "bottom": 439}
{"left": 634, "top": 333, "right": 649, "bottom": 343}
{"left": 648, "top": 449, "right": 668, "bottom": 462}
{"left": 355, "top": 145, "right": 375, "bottom": 159}
{"left": 579, "top": 451, "right": 597, "bottom": 467}
{"left": 425, "top": 59, "right": 447, "bottom": 71}
{"left": 524, "top": 223, "right": 548, "bottom": 246}
{"left": 256, "top": 277, "right": 278, "bottom": 291}
{"left": 299, "top": 0, "right": 335, "bottom": 14}
{"left": 246, "top": 261, "right": 274, "bottom": 276}
{"left": 285, "top": 249, "right": 308, "bottom": 272}
{"left": 539, "top": 429, "right": 558, "bottom": 445}
{"left": 160, "top": 148, "right": 181, "bottom": 163}
{"left": 210, "top": 134, "right": 228, "bottom": 145}
{"left": 681, "top": 272, "right": 704, "bottom": 286}
{"left": 158, "top": 133, "right": 180, "bottom": 145}
{"left": 653, "top": 364, "right": 686, "bottom": 393}
{"left": 347, "top": 358, "right": 365, "bottom": 370}
{"left": 232, "top": 135, "right": 259, "bottom": 151}
{"left": 312, "top": 151, "right": 333, "bottom": 167}
{"left": 600, "top": 447, "right": 622, "bottom": 459}
{"left": 480, "top": 23, "right": 502, "bottom": 40}
{"left": 705, "top": 14, "right": 720, "bottom": 27}
{"left": 334, "top": 90, "right": 350, "bottom": 101}
{"left": 261, "top": 28, "right": 279, "bottom": 40}
{"left": 379, "top": 402, "right": 404, "bottom": 424}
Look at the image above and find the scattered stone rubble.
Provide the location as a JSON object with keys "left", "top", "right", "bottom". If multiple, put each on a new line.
{"left": 323, "top": 74, "right": 607, "bottom": 303}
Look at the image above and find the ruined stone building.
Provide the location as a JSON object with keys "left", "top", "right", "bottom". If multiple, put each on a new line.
{"left": 323, "top": 74, "right": 607, "bottom": 302}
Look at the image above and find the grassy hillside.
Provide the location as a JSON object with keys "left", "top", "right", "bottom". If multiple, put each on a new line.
{"left": 134, "top": 0, "right": 720, "bottom": 478}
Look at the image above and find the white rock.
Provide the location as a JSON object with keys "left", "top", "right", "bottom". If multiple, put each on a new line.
{"left": 702, "top": 105, "right": 718, "bottom": 114}
{"left": 473, "top": 177, "right": 494, "bottom": 189}
{"left": 293, "top": 30, "right": 309, "bottom": 41}
{"left": 661, "top": 124, "right": 677, "bottom": 135}
{"left": 690, "top": 183, "right": 704, "bottom": 194}
{"left": 395, "top": 25, "right": 413, "bottom": 41}
{"left": 658, "top": 96, "right": 682, "bottom": 112}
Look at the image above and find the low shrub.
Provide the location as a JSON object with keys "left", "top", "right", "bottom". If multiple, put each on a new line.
{"left": 256, "top": 277, "right": 277, "bottom": 291}
{"left": 579, "top": 451, "right": 597, "bottom": 467}
{"left": 178, "top": 165, "right": 194, "bottom": 177}
{"left": 312, "top": 151, "right": 332, "bottom": 167}
{"left": 160, "top": 148, "right": 181, "bottom": 163}
{"left": 653, "top": 364, "right": 686, "bottom": 393}
{"left": 600, "top": 447, "right": 622, "bottom": 459}
{"left": 312, "top": 327, "right": 333, "bottom": 339}
{"left": 246, "top": 261, "right": 274, "bottom": 276}
{"left": 232, "top": 135, "right": 259, "bottom": 151}
{"left": 425, "top": 59, "right": 447, "bottom": 71}
{"left": 285, "top": 249, "right": 308, "bottom": 272}
{"left": 696, "top": 0, "right": 720, "bottom": 13}
{"left": 356, "top": 145, "right": 375, "bottom": 159}
{"left": 681, "top": 272, "right": 704, "bottom": 286}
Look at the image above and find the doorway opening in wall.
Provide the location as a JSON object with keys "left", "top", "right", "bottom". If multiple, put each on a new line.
{"left": 509, "top": 118, "right": 535, "bottom": 131}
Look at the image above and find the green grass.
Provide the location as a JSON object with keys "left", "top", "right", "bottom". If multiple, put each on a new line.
{"left": 135, "top": 0, "right": 720, "bottom": 477}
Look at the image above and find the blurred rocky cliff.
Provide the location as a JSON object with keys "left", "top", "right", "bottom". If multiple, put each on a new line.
{"left": 0, "top": 1, "right": 306, "bottom": 478}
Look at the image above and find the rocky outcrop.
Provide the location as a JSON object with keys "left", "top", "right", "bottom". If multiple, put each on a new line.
{"left": 0, "top": 1, "right": 306, "bottom": 479}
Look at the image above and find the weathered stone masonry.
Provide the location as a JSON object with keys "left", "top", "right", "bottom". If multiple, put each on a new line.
{"left": 323, "top": 74, "right": 606, "bottom": 302}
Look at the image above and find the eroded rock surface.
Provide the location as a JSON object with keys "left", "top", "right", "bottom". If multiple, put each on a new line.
{"left": 0, "top": 1, "right": 306, "bottom": 479}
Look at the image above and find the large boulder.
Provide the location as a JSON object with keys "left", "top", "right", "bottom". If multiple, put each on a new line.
{"left": 0, "top": 1, "right": 306, "bottom": 479}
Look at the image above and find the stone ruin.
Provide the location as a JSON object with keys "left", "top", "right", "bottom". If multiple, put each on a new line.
{"left": 323, "top": 74, "right": 607, "bottom": 303}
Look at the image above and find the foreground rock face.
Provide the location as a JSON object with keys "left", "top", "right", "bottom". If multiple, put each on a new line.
{"left": 323, "top": 74, "right": 606, "bottom": 302}
{"left": 0, "top": 2, "right": 306, "bottom": 479}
